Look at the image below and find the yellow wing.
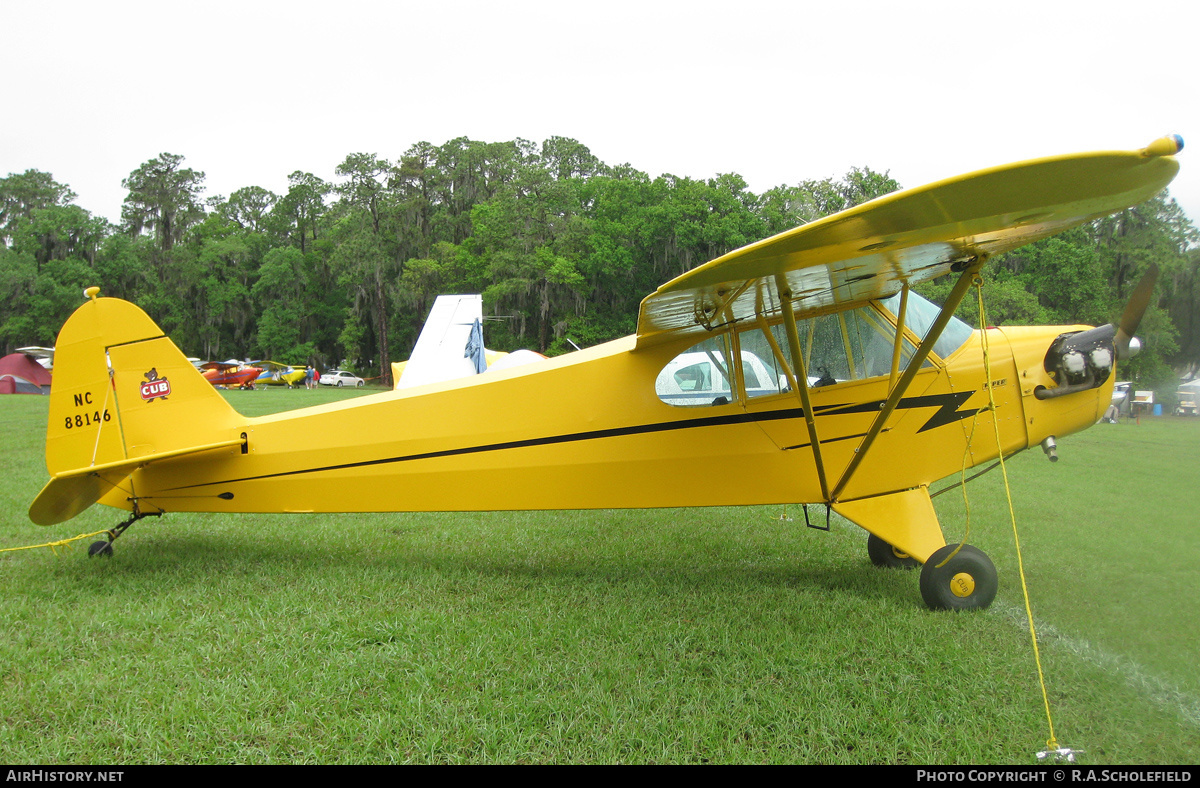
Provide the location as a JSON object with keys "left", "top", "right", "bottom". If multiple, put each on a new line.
{"left": 634, "top": 136, "right": 1182, "bottom": 348}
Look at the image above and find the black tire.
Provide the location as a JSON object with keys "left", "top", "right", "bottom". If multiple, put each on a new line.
{"left": 867, "top": 533, "right": 919, "bottom": 569}
{"left": 88, "top": 541, "right": 113, "bottom": 558}
{"left": 356, "top": 381, "right": 363, "bottom": 387}
{"left": 919, "top": 543, "right": 997, "bottom": 611}
{"left": 336, "top": 381, "right": 343, "bottom": 387}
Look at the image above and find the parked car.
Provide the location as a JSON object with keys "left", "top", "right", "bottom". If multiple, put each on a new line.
{"left": 320, "top": 370, "right": 365, "bottom": 387}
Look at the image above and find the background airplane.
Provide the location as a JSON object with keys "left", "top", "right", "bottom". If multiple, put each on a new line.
{"left": 393, "top": 293, "right": 547, "bottom": 389}
{"left": 199, "top": 360, "right": 262, "bottom": 389}
{"left": 15, "top": 346, "right": 55, "bottom": 370}
{"left": 251, "top": 360, "right": 308, "bottom": 388}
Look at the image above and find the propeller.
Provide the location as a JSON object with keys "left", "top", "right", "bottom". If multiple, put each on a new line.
{"left": 1115, "top": 264, "right": 1158, "bottom": 360}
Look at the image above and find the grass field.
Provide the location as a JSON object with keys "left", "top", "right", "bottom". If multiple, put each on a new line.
{"left": 2, "top": 387, "right": 1198, "bottom": 764}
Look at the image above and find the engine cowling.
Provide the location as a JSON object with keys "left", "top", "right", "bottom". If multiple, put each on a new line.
{"left": 1035, "top": 325, "right": 1116, "bottom": 400}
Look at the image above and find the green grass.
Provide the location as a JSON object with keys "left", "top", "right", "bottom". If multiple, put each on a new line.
{"left": 2, "top": 390, "right": 1198, "bottom": 764}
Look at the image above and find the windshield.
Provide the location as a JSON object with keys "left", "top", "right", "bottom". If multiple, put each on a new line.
{"left": 879, "top": 290, "right": 974, "bottom": 361}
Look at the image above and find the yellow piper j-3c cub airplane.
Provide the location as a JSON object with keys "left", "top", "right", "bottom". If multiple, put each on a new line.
{"left": 29, "top": 136, "right": 1183, "bottom": 610}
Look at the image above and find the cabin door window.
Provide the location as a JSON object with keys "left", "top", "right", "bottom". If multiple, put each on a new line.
{"left": 747, "top": 305, "right": 924, "bottom": 390}
{"left": 734, "top": 324, "right": 790, "bottom": 400}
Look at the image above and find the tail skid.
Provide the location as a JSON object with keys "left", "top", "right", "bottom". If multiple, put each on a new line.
{"left": 30, "top": 290, "right": 245, "bottom": 525}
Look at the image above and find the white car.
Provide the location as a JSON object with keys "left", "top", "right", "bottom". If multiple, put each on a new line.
{"left": 320, "top": 370, "right": 365, "bottom": 387}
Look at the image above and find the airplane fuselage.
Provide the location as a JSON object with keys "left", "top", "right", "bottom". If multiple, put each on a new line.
{"left": 99, "top": 316, "right": 1106, "bottom": 520}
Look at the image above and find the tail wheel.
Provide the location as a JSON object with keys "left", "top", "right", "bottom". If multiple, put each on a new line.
{"left": 919, "top": 543, "right": 998, "bottom": 611}
{"left": 867, "top": 533, "right": 918, "bottom": 569}
{"left": 88, "top": 541, "right": 113, "bottom": 558}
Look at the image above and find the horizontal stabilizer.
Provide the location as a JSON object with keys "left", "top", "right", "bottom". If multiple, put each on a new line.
{"left": 29, "top": 473, "right": 121, "bottom": 526}
{"left": 29, "top": 437, "right": 247, "bottom": 525}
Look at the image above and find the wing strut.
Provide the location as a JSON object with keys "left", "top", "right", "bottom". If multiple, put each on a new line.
{"left": 829, "top": 259, "right": 986, "bottom": 502}
{"left": 771, "top": 274, "right": 832, "bottom": 503}
{"left": 889, "top": 285, "right": 910, "bottom": 390}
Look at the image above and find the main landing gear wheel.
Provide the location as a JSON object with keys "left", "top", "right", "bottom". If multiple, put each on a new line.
{"left": 867, "top": 533, "right": 919, "bottom": 569}
{"left": 88, "top": 541, "right": 113, "bottom": 558}
{"left": 919, "top": 543, "right": 998, "bottom": 611}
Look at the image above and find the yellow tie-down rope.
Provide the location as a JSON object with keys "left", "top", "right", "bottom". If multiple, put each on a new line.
{"left": 0, "top": 529, "right": 113, "bottom": 558}
{"left": 969, "top": 276, "right": 1072, "bottom": 761}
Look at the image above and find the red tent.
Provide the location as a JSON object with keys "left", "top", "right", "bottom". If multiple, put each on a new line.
{"left": 0, "top": 353, "right": 52, "bottom": 394}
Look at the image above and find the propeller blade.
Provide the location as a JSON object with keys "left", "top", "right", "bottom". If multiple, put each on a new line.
{"left": 1116, "top": 264, "right": 1158, "bottom": 360}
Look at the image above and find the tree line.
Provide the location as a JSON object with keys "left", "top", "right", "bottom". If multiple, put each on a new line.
{"left": 1, "top": 137, "right": 1196, "bottom": 393}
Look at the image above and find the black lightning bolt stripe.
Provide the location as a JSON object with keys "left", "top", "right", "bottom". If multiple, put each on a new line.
{"left": 165, "top": 391, "right": 981, "bottom": 490}
{"left": 907, "top": 392, "right": 982, "bottom": 432}
{"left": 812, "top": 391, "right": 980, "bottom": 433}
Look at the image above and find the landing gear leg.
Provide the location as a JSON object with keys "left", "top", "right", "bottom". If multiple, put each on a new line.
{"left": 87, "top": 506, "right": 162, "bottom": 559}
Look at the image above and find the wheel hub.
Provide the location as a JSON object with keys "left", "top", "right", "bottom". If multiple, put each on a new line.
{"left": 950, "top": 572, "right": 976, "bottom": 598}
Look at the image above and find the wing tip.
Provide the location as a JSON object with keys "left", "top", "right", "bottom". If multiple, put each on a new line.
{"left": 1142, "top": 134, "right": 1184, "bottom": 158}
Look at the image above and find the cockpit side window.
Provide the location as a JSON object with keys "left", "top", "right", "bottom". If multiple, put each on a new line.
{"left": 790, "top": 306, "right": 922, "bottom": 387}
{"left": 655, "top": 296, "right": 956, "bottom": 406}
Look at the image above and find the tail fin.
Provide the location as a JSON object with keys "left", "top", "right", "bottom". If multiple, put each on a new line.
{"left": 395, "top": 294, "right": 484, "bottom": 389}
{"left": 30, "top": 290, "right": 245, "bottom": 524}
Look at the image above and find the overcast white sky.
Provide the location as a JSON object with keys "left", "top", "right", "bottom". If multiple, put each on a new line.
{"left": 3, "top": 0, "right": 1197, "bottom": 227}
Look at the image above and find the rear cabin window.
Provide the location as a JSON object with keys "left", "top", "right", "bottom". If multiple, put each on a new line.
{"left": 654, "top": 335, "right": 735, "bottom": 407}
